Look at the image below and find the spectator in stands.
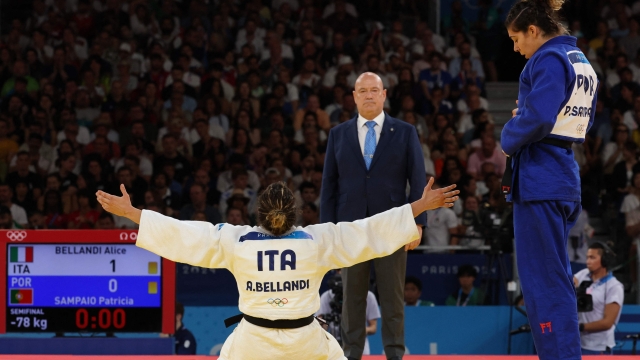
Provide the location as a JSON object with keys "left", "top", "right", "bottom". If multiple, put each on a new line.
{"left": 219, "top": 167, "right": 257, "bottom": 216}
{"left": 0, "top": 205, "right": 13, "bottom": 229}
{"left": 445, "top": 265, "right": 484, "bottom": 306}
{"left": 95, "top": 211, "right": 116, "bottom": 229}
{"left": 0, "top": 119, "right": 19, "bottom": 179}
{"left": 611, "top": 141, "right": 640, "bottom": 201}
{"left": 293, "top": 94, "right": 330, "bottom": 132}
{"left": 27, "top": 210, "right": 44, "bottom": 229}
{"left": 226, "top": 190, "right": 252, "bottom": 225}
{"left": 424, "top": 180, "right": 459, "bottom": 253}
{"left": 179, "top": 183, "right": 220, "bottom": 224}
{"left": 217, "top": 154, "right": 261, "bottom": 193}
{"left": 12, "top": 180, "right": 36, "bottom": 215}
{"left": 419, "top": 53, "right": 452, "bottom": 103}
{"left": 5, "top": 150, "right": 43, "bottom": 198}
{"left": 1, "top": 60, "right": 39, "bottom": 97}
{"left": 45, "top": 47, "right": 79, "bottom": 90}
{"left": 114, "top": 166, "right": 146, "bottom": 207}
{"left": 154, "top": 134, "right": 191, "bottom": 183}
{"left": 67, "top": 190, "right": 100, "bottom": 229}
{"left": 42, "top": 190, "right": 67, "bottom": 229}
{"left": 330, "top": 93, "right": 357, "bottom": 125}
{"left": 0, "top": 183, "right": 27, "bottom": 228}
{"left": 226, "top": 207, "right": 246, "bottom": 226}
{"left": 169, "top": 302, "right": 197, "bottom": 355}
{"left": 467, "top": 135, "right": 506, "bottom": 179}
{"left": 603, "top": 123, "right": 630, "bottom": 176}
{"left": 458, "top": 195, "right": 485, "bottom": 250}
{"left": 425, "top": 87, "right": 454, "bottom": 117}
{"left": 151, "top": 172, "right": 181, "bottom": 215}
{"left": 404, "top": 276, "right": 435, "bottom": 306}
{"left": 301, "top": 202, "right": 319, "bottom": 226}
{"left": 449, "top": 42, "right": 485, "bottom": 82}
{"left": 232, "top": 81, "right": 261, "bottom": 120}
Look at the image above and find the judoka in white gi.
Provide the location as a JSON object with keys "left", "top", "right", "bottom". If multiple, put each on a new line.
{"left": 96, "top": 180, "right": 458, "bottom": 359}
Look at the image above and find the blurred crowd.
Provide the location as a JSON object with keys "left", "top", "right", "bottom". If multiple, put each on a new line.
{"left": 0, "top": 0, "right": 638, "bottom": 275}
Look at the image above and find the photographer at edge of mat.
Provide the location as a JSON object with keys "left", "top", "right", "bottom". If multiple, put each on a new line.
{"left": 573, "top": 242, "right": 624, "bottom": 355}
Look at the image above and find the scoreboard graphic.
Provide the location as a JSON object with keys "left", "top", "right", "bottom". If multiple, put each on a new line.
{"left": 1, "top": 230, "right": 175, "bottom": 334}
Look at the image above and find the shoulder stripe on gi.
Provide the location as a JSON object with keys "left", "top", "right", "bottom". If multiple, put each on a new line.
{"left": 239, "top": 231, "right": 314, "bottom": 242}
{"left": 567, "top": 51, "right": 589, "bottom": 65}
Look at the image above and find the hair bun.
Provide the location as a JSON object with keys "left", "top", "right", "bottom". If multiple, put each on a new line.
{"left": 267, "top": 210, "right": 287, "bottom": 230}
{"left": 547, "top": 0, "right": 564, "bottom": 11}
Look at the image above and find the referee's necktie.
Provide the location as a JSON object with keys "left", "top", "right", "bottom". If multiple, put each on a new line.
{"left": 364, "top": 121, "right": 377, "bottom": 170}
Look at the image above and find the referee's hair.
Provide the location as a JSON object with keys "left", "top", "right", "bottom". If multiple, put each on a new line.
{"left": 505, "top": 0, "right": 569, "bottom": 36}
{"left": 257, "top": 182, "right": 297, "bottom": 236}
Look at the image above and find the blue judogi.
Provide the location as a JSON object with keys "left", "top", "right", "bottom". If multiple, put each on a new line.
{"left": 502, "top": 35, "right": 598, "bottom": 360}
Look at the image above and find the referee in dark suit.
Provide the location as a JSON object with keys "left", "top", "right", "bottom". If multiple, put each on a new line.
{"left": 321, "top": 72, "right": 427, "bottom": 360}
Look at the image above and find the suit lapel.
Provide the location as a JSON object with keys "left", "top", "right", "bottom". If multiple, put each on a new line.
{"left": 369, "top": 114, "right": 395, "bottom": 171}
{"left": 347, "top": 117, "right": 367, "bottom": 170}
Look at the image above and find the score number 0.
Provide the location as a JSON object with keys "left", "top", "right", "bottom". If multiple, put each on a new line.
{"left": 109, "top": 259, "right": 117, "bottom": 292}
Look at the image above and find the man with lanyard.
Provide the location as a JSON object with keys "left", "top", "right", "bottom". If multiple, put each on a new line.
{"left": 574, "top": 242, "right": 624, "bottom": 355}
{"left": 446, "top": 265, "right": 484, "bottom": 306}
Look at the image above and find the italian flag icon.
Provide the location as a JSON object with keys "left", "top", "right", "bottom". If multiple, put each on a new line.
{"left": 10, "top": 246, "right": 33, "bottom": 263}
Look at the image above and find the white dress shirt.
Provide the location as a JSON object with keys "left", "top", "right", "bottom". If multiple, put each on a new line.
{"left": 357, "top": 111, "right": 385, "bottom": 155}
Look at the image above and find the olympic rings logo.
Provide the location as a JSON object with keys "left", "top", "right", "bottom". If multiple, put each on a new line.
{"left": 267, "top": 298, "right": 288, "bottom": 307}
{"left": 6, "top": 231, "right": 27, "bottom": 241}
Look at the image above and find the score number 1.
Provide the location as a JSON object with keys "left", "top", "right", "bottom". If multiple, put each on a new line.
{"left": 109, "top": 259, "right": 117, "bottom": 293}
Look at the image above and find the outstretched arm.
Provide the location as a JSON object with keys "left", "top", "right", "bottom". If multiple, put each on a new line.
{"left": 315, "top": 178, "right": 459, "bottom": 270}
{"left": 96, "top": 184, "right": 141, "bottom": 224}
{"left": 97, "top": 185, "right": 238, "bottom": 269}
{"left": 410, "top": 177, "right": 458, "bottom": 217}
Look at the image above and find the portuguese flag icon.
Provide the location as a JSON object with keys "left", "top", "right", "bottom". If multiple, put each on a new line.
{"left": 10, "top": 289, "right": 33, "bottom": 304}
{"left": 10, "top": 247, "right": 33, "bottom": 262}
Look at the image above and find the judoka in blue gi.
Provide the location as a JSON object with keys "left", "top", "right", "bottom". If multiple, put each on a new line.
{"left": 503, "top": 0, "right": 598, "bottom": 359}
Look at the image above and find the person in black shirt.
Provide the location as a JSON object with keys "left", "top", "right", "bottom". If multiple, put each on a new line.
{"left": 151, "top": 172, "right": 181, "bottom": 212}
{"left": 56, "top": 153, "right": 78, "bottom": 193}
{"left": 13, "top": 180, "right": 37, "bottom": 214}
{"left": 192, "top": 118, "right": 225, "bottom": 160}
{"left": 153, "top": 134, "right": 191, "bottom": 184}
{"left": 6, "top": 151, "right": 42, "bottom": 199}
{"left": 182, "top": 168, "right": 219, "bottom": 206}
{"left": 166, "top": 302, "right": 196, "bottom": 355}
{"left": 129, "top": 120, "right": 156, "bottom": 156}
{"left": 82, "top": 155, "right": 113, "bottom": 194}
{"left": 111, "top": 166, "right": 147, "bottom": 208}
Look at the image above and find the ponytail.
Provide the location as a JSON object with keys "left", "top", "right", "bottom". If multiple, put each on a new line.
{"left": 257, "top": 182, "right": 297, "bottom": 236}
{"left": 505, "top": 0, "right": 568, "bottom": 36}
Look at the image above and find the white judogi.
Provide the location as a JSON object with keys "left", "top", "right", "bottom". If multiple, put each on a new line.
{"left": 136, "top": 204, "right": 419, "bottom": 360}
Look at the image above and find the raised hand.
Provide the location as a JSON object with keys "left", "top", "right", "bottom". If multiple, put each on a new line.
{"left": 421, "top": 177, "right": 459, "bottom": 212}
{"left": 96, "top": 184, "right": 141, "bottom": 223}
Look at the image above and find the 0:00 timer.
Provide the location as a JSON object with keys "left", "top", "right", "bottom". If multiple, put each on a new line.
{"left": 75, "top": 308, "right": 125, "bottom": 329}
